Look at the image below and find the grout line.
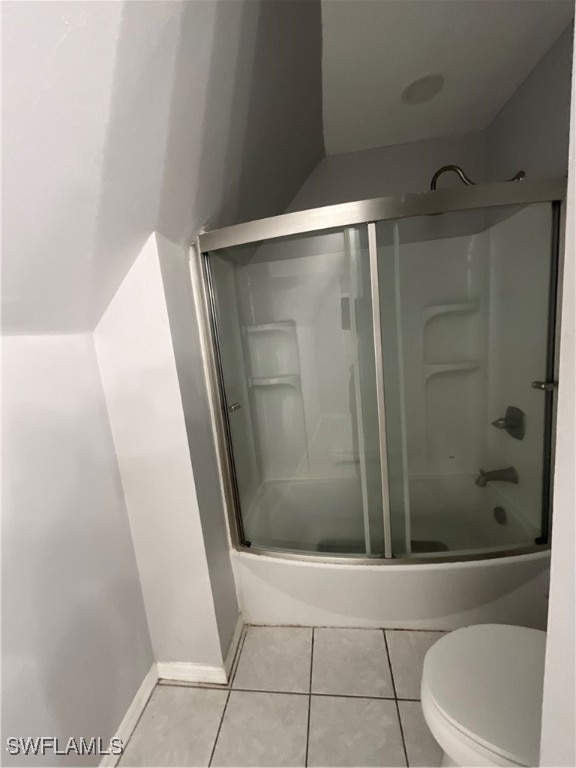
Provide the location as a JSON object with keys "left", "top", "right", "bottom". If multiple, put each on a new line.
{"left": 228, "top": 625, "right": 248, "bottom": 686}
{"left": 246, "top": 623, "right": 446, "bottom": 633}
{"left": 229, "top": 625, "right": 249, "bottom": 689}
{"left": 228, "top": 624, "right": 248, "bottom": 688}
{"left": 383, "top": 630, "right": 397, "bottom": 698}
{"left": 379, "top": 627, "right": 446, "bottom": 634}
{"left": 309, "top": 628, "right": 315, "bottom": 695}
{"left": 157, "top": 682, "right": 399, "bottom": 700}
{"left": 305, "top": 628, "right": 315, "bottom": 767}
{"left": 114, "top": 681, "right": 158, "bottom": 766}
{"left": 225, "top": 624, "right": 246, "bottom": 687}
{"left": 130, "top": 626, "right": 430, "bottom": 768}
{"left": 157, "top": 679, "right": 228, "bottom": 690}
{"left": 208, "top": 688, "right": 231, "bottom": 767}
{"left": 384, "top": 630, "right": 410, "bottom": 768}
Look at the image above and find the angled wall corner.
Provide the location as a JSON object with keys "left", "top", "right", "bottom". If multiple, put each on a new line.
{"left": 89, "top": 0, "right": 326, "bottom": 671}
{"left": 155, "top": 232, "right": 240, "bottom": 660}
{"left": 486, "top": 23, "right": 574, "bottom": 182}
{"left": 94, "top": 235, "right": 225, "bottom": 669}
{"left": 157, "top": 0, "right": 324, "bottom": 243}
{"left": 540, "top": 21, "right": 576, "bottom": 767}
{"left": 2, "top": 0, "right": 184, "bottom": 334}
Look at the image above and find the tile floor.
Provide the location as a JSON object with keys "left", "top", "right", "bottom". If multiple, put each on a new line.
{"left": 119, "top": 626, "right": 445, "bottom": 768}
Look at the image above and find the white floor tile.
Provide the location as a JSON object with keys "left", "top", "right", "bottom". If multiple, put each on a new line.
{"left": 211, "top": 691, "right": 308, "bottom": 767}
{"left": 233, "top": 626, "right": 312, "bottom": 693}
{"left": 118, "top": 686, "right": 227, "bottom": 767}
{"left": 308, "top": 695, "right": 406, "bottom": 767}
{"left": 312, "top": 628, "right": 394, "bottom": 698}
{"left": 385, "top": 631, "right": 444, "bottom": 699}
{"left": 398, "top": 700, "right": 443, "bottom": 767}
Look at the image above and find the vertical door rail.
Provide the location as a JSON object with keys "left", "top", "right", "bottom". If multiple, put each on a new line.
{"left": 367, "top": 223, "right": 393, "bottom": 558}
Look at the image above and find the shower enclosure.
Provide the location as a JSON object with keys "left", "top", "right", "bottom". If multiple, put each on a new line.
{"left": 194, "top": 178, "right": 563, "bottom": 563}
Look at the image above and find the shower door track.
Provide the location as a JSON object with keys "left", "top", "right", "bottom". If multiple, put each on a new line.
{"left": 192, "top": 177, "right": 565, "bottom": 565}
{"left": 198, "top": 178, "right": 564, "bottom": 251}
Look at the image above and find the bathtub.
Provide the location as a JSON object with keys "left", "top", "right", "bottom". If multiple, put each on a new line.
{"left": 244, "top": 473, "right": 540, "bottom": 556}
{"left": 232, "top": 548, "right": 550, "bottom": 630}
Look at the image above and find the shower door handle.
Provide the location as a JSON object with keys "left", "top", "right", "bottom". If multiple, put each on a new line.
{"left": 228, "top": 402, "right": 242, "bottom": 413}
{"left": 532, "top": 381, "right": 557, "bottom": 392}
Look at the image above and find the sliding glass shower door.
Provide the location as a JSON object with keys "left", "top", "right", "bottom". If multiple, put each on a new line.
{"left": 208, "top": 227, "right": 385, "bottom": 556}
{"left": 201, "top": 182, "right": 560, "bottom": 560}
{"left": 377, "top": 203, "right": 557, "bottom": 556}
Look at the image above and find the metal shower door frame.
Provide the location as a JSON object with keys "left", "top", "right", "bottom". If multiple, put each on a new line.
{"left": 191, "top": 177, "right": 566, "bottom": 565}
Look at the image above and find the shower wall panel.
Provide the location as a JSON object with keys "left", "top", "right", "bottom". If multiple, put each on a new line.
{"left": 238, "top": 243, "right": 355, "bottom": 483}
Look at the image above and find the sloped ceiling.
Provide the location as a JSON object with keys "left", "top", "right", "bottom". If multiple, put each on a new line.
{"left": 322, "top": 0, "right": 574, "bottom": 155}
{"left": 2, "top": 0, "right": 323, "bottom": 334}
{"left": 2, "top": 1, "right": 181, "bottom": 333}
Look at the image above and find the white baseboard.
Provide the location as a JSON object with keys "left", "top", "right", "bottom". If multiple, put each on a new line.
{"left": 156, "top": 661, "right": 227, "bottom": 685}
{"left": 100, "top": 663, "right": 158, "bottom": 767}
{"left": 224, "top": 616, "right": 244, "bottom": 678}
{"left": 99, "top": 646, "right": 237, "bottom": 768}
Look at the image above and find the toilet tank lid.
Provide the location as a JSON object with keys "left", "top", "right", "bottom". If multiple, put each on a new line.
{"left": 421, "top": 624, "right": 546, "bottom": 767}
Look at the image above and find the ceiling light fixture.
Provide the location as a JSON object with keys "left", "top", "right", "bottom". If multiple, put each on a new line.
{"left": 401, "top": 74, "right": 445, "bottom": 105}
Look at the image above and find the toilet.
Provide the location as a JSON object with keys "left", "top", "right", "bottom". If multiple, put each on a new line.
{"left": 421, "top": 624, "right": 547, "bottom": 767}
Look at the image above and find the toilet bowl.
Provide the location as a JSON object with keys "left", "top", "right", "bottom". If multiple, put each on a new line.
{"left": 421, "top": 624, "right": 546, "bottom": 767}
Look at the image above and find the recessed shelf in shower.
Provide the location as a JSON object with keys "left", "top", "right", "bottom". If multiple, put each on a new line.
{"left": 249, "top": 374, "right": 301, "bottom": 389}
{"left": 424, "top": 360, "right": 480, "bottom": 380}
{"left": 245, "top": 320, "right": 300, "bottom": 379}
{"left": 244, "top": 319, "right": 308, "bottom": 480}
{"left": 422, "top": 302, "right": 478, "bottom": 326}
{"left": 246, "top": 321, "right": 297, "bottom": 335}
{"left": 422, "top": 301, "right": 480, "bottom": 366}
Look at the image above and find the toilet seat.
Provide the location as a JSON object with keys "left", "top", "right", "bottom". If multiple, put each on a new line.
{"left": 421, "top": 624, "right": 546, "bottom": 767}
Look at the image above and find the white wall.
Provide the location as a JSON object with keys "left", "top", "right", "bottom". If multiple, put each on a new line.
{"left": 2, "top": 3, "right": 176, "bottom": 752}
{"left": 158, "top": 0, "right": 324, "bottom": 240}
{"left": 2, "top": 0, "right": 324, "bottom": 749}
{"left": 540, "top": 21, "right": 576, "bottom": 765}
{"left": 289, "top": 21, "right": 573, "bottom": 212}
{"left": 2, "top": 0, "right": 323, "bottom": 333}
{"left": 288, "top": 131, "right": 486, "bottom": 211}
{"left": 1, "top": 334, "right": 153, "bottom": 765}
{"left": 1, "top": 1, "right": 182, "bottom": 333}
{"left": 95, "top": 236, "right": 225, "bottom": 668}
{"left": 486, "top": 25, "right": 574, "bottom": 182}
{"left": 320, "top": 1, "right": 573, "bottom": 157}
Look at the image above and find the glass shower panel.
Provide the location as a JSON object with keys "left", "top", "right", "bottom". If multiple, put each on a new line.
{"left": 377, "top": 203, "right": 555, "bottom": 557}
{"left": 208, "top": 226, "right": 384, "bottom": 556}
